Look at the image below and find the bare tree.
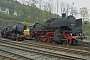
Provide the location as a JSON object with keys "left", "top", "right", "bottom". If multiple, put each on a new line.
{"left": 60, "top": 2, "right": 77, "bottom": 16}
{"left": 70, "top": 2, "right": 78, "bottom": 16}
{"left": 60, "top": 2, "right": 66, "bottom": 14}
{"left": 43, "top": 1, "right": 53, "bottom": 17}
{"left": 79, "top": 7, "right": 89, "bottom": 21}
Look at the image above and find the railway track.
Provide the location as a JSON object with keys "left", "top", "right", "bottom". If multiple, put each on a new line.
{"left": 0, "top": 49, "right": 34, "bottom": 60}
{"left": 78, "top": 42, "right": 90, "bottom": 47}
{"left": 0, "top": 43, "right": 60, "bottom": 60}
{"left": 22, "top": 40, "right": 90, "bottom": 51}
{"left": 0, "top": 38, "right": 89, "bottom": 60}
{"left": 22, "top": 38, "right": 90, "bottom": 48}
{"left": 21, "top": 41, "right": 90, "bottom": 56}
{"left": 22, "top": 39, "right": 90, "bottom": 53}
{"left": 0, "top": 54, "right": 16, "bottom": 60}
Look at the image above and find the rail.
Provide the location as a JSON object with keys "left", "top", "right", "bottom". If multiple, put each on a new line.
{"left": 0, "top": 54, "right": 16, "bottom": 60}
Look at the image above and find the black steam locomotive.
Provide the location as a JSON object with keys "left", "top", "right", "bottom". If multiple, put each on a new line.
{"left": 1, "top": 23, "right": 27, "bottom": 40}
{"left": 30, "top": 14, "right": 84, "bottom": 45}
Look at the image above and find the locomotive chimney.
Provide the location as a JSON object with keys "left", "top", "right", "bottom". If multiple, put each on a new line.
{"left": 62, "top": 13, "right": 66, "bottom": 17}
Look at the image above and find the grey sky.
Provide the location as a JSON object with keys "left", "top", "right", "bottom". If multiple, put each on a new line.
{"left": 60, "top": 0, "right": 90, "bottom": 10}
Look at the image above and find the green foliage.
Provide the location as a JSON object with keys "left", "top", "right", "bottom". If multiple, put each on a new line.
{"left": 87, "top": 36, "right": 90, "bottom": 41}
{"left": 0, "top": 0, "right": 60, "bottom": 23}
{"left": 5, "top": 14, "right": 10, "bottom": 19}
{"left": 0, "top": 26, "right": 2, "bottom": 28}
{"left": 83, "top": 21, "right": 90, "bottom": 35}
{"left": 21, "top": 21, "right": 33, "bottom": 26}
{"left": 82, "top": 21, "right": 90, "bottom": 41}
{"left": 79, "top": 7, "right": 89, "bottom": 19}
{"left": 84, "top": 21, "right": 88, "bottom": 25}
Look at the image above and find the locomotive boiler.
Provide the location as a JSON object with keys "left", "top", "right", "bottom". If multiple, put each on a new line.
{"left": 30, "top": 14, "right": 84, "bottom": 45}
{"left": 32, "top": 14, "right": 76, "bottom": 30}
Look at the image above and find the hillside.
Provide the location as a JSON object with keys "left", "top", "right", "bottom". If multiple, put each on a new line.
{"left": 0, "top": 0, "right": 60, "bottom": 23}
{"left": 83, "top": 21, "right": 90, "bottom": 35}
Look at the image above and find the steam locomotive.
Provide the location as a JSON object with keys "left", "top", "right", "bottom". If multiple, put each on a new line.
{"left": 30, "top": 14, "right": 84, "bottom": 45}
{"left": 1, "top": 23, "right": 27, "bottom": 40}
{"left": 0, "top": 14, "right": 85, "bottom": 45}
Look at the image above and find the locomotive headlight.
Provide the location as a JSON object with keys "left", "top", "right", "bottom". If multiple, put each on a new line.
{"left": 79, "top": 33, "right": 81, "bottom": 36}
{"left": 42, "top": 36, "right": 44, "bottom": 37}
{"left": 70, "top": 33, "right": 72, "bottom": 36}
{"left": 17, "top": 34, "right": 19, "bottom": 37}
